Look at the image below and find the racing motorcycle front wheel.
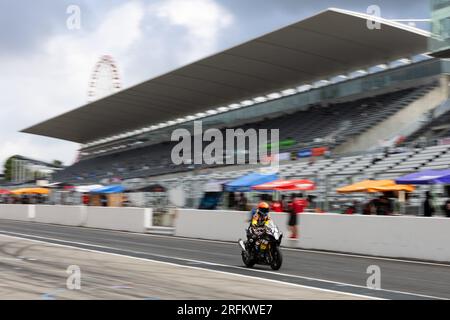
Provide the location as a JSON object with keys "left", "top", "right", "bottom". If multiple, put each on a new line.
{"left": 270, "top": 247, "right": 283, "bottom": 270}
{"left": 241, "top": 250, "right": 256, "bottom": 268}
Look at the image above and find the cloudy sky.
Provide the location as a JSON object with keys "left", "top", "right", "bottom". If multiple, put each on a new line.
{"left": 0, "top": 0, "right": 429, "bottom": 168}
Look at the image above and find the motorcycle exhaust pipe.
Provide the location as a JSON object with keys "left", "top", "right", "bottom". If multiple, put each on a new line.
{"left": 238, "top": 239, "right": 246, "bottom": 251}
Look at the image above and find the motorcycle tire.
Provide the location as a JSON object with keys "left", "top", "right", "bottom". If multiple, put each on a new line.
{"left": 241, "top": 251, "right": 255, "bottom": 268}
{"left": 270, "top": 247, "right": 283, "bottom": 270}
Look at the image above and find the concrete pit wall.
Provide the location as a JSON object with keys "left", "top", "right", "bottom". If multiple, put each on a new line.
{"left": 2, "top": 205, "right": 450, "bottom": 262}
{"left": 0, "top": 205, "right": 152, "bottom": 233}
{"left": 175, "top": 210, "right": 450, "bottom": 263}
{"left": 174, "top": 209, "right": 290, "bottom": 244}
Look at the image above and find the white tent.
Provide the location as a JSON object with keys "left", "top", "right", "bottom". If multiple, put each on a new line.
{"left": 75, "top": 184, "right": 103, "bottom": 193}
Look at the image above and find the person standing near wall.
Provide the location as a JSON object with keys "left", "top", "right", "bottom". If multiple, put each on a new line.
{"left": 122, "top": 195, "right": 131, "bottom": 207}
{"left": 287, "top": 193, "right": 308, "bottom": 239}
{"left": 443, "top": 199, "right": 450, "bottom": 218}
{"left": 238, "top": 192, "right": 247, "bottom": 211}
{"left": 228, "top": 192, "right": 236, "bottom": 210}
{"left": 270, "top": 200, "right": 283, "bottom": 212}
{"left": 82, "top": 193, "right": 90, "bottom": 206}
{"left": 100, "top": 194, "right": 108, "bottom": 207}
{"left": 423, "top": 191, "right": 435, "bottom": 217}
{"left": 287, "top": 194, "right": 298, "bottom": 239}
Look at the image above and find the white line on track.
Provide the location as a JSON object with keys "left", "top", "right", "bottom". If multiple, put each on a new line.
{"left": 144, "top": 234, "right": 450, "bottom": 268}
{"left": 2, "top": 220, "right": 449, "bottom": 268}
{"left": 0, "top": 230, "right": 447, "bottom": 300}
{"left": 0, "top": 232, "right": 379, "bottom": 300}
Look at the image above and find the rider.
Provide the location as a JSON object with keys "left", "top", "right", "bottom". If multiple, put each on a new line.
{"left": 247, "top": 201, "right": 272, "bottom": 242}
{"left": 251, "top": 201, "right": 272, "bottom": 227}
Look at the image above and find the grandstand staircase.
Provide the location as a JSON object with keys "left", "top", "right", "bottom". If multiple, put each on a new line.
{"left": 333, "top": 81, "right": 448, "bottom": 154}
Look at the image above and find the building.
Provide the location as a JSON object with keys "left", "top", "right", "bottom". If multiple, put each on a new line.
{"left": 6, "top": 155, "right": 64, "bottom": 185}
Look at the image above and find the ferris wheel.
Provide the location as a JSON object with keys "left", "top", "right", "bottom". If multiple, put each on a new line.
{"left": 87, "top": 55, "right": 122, "bottom": 102}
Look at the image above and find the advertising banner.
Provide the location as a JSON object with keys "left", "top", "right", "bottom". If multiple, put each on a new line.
{"left": 297, "top": 150, "right": 312, "bottom": 158}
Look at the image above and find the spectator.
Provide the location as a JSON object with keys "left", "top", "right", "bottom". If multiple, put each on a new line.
{"left": 343, "top": 201, "right": 358, "bottom": 214}
{"left": 100, "top": 194, "right": 108, "bottom": 207}
{"left": 270, "top": 200, "right": 283, "bottom": 212}
{"left": 423, "top": 191, "right": 435, "bottom": 217}
{"left": 22, "top": 195, "right": 29, "bottom": 204}
{"left": 287, "top": 194, "right": 298, "bottom": 239}
{"left": 362, "top": 200, "right": 375, "bottom": 215}
{"left": 287, "top": 193, "right": 308, "bottom": 239}
{"left": 443, "top": 199, "right": 450, "bottom": 218}
{"left": 237, "top": 192, "right": 247, "bottom": 211}
{"left": 307, "top": 194, "right": 316, "bottom": 209}
{"left": 82, "top": 193, "right": 90, "bottom": 206}
{"left": 376, "top": 196, "right": 392, "bottom": 215}
{"left": 36, "top": 194, "right": 44, "bottom": 204}
{"left": 228, "top": 192, "right": 236, "bottom": 209}
{"left": 122, "top": 195, "right": 131, "bottom": 207}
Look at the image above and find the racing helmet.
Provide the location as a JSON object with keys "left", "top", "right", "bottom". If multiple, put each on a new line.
{"left": 257, "top": 201, "right": 270, "bottom": 216}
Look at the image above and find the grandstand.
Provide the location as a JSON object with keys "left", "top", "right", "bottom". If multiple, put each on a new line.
{"left": 20, "top": 8, "right": 450, "bottom": 210}
{"left": 142, "top": 142, "right": 450, "bottom": 213}
{"left": 53, "top": 81, "right": 439, "bottom": 183}
{"left": 405, "top": 109, "right": 450, "bottom": 145}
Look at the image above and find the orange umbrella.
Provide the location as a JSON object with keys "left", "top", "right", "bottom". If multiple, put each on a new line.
{"left": 367, "top": 184, "right": 415, "bottom": 193}
{"left": 11, "top": 188, "right": 50, "bottom": 195}
{"left": 337, "top": 180, "right": 414, "bottom": 193}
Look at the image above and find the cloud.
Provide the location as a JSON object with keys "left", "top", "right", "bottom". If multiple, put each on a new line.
{"left": 0, "top": 1, "right": 146, "bottom": 168}
{"left": 148, "top": 0, "right": 234, "bottom": 64}
{"left": 0, "top": 0, "right": 236, "bottom": 170}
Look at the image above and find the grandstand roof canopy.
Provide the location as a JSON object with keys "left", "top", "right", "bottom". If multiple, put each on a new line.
{"left": 22, "top": 8, "right": 430, "bottom": 144}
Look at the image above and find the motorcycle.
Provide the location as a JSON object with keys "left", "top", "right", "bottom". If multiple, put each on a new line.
{"left": 238, "top": 220, "right": 283, "bottom": 270}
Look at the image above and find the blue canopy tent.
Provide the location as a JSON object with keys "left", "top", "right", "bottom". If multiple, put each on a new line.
{"left": 395, "top": 169, "right": 450, "bottom": 185}
{"left": 225, "top": 173, "right": 278, "bottom": 192}
{"left": 90, "top": 185, "right": 125, "bottom": 194}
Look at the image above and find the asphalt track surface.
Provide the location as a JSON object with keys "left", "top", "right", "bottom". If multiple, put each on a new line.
{"left": 0, "top": 219, "right": 449, "bottom": 300}
{"left": 0, "top": 235, "right": 361, "bottom": 299}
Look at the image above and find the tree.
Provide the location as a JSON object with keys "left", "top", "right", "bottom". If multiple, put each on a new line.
{"left": 52, "top": 160, "right": 63, "bottom": 167}
{"left": 3, "top": 155, "right": 19, "bottom": 182}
